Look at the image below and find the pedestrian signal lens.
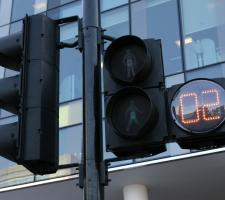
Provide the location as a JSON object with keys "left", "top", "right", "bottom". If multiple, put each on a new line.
{"left": 171, "top": 79, "right": 225, "bottom": 134}
{"left": 104, "top": 35, "right": 151, "bottom": 84}
{"left": 106, "top": 87, "right": 157, "bottom": 139}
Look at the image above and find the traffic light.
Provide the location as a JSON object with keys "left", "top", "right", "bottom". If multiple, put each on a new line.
{"left": 0, "top": 14, "right": 59, "bottom": 175}
{"left": 167, "top": 78, "right": 225, "bottom": 150}
{"left": 104, "top": 35, "right": 168, "bottom": 158}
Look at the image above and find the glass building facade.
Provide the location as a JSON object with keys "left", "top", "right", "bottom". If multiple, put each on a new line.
{"left": 0, "top": 0, "right": 225, "bottom": 189}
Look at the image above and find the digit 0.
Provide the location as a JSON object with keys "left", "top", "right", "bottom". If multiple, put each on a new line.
{"left": 180, "top": 92, "right": 200, "bottom": 124}
{"left": 202, "top": 89, "right": 221, "bottom": 121}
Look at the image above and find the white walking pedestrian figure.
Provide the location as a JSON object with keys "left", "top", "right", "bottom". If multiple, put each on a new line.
{"left": 123, "top": 49, "right": 137, "bottom": 80}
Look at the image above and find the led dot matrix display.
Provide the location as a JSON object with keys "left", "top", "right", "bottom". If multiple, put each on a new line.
{"left": 171, "top": 79, "right": 225, "bottom": 134}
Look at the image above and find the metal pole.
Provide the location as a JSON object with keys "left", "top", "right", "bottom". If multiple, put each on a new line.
{"left": 83, "top": 0, "right": 103, "bottom": 200}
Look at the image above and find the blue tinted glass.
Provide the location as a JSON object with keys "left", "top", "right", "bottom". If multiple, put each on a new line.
{"left": 101, "top": 0, "right": 128, "bottom": 11}
{"left": 47, "top": 2, "right": 82, "bottom": 102}
{"left": 0, "top": 110, "right": 14, "bottom": 119}
{"left": 48, "top": 0, "right": 75, "bottom": 9}
{"left": 47, "top": 1, "right": 82, "bottom": 20}
{"left": 0, "top": 158, "right": 34, "bottom": 188}
{"left": 131, "top": 0, "right": 182, "bottom": 75}
{"left": 182, "top": 0, "right": 225, "bottom": 70}
{"left": 59, "top": 125, "right": 82, "bottom": 164}
{"left": 0, "top": 25, "right": 10, "bottom": 37}
{"left": 187, "top": 63, "right": 225, "bottom": 81}
{"left": 0, "top": 0, "right": 12, "bottom": 26}
{"left": 60, "top": 38, "right": 82, "bottom": 102}
{"left": 5, "top": 69, "right": 19, "bottom": 77}
{"left": 12, "top": 0, "right": 47, "bottom": 21}
{"left": 102, "top": 6, "right": 129, "bottom": 48}
{"left": 0, "top": 158, "right": 15, "bottom": 169}
{"left": 0, "top": 115, "right": 17, "bottom": 124}
{"left": 9, "top": 20, "right": 23, "bottom": 35}
{"left": 165, "top": 73, "right": 185, "bottom": 88}
{"left": 0, "top": 67, "right": 4, "bottom": 79}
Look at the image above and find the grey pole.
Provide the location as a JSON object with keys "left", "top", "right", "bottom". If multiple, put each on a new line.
{"left": 83, "top": 0, "right": 103, "bottom": 200}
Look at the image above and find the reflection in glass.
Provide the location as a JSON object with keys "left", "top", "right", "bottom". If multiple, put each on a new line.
{"left": 181, "top": 0, "right": 225, "bottom": 70}
{"left": 187, "top": 64, "right": 225, "bottom": 81}
{"left": 0, "top": 158, "right": 34, "bottom": 189}
{"left": 48, "top": 2, "right": 83, "bottom": 102}
{"left": 32, "top": 0, "right": 47, "bottom": 14}
{"left": 47, "top": 1, "right": 82, "bottom": 20}
{"left": 9, "top": 21, "right": 23, "bottom": 35}
{"left": 48, "top": 0, "right": 75, "bottom": 9}
{"left": 101, "top": 0, "right": 128, "bottom": 11}
{"left": 0, "top": 25, "right": 10, "bottom": 38}
{"left": 59, "top": 38, "right": 82, "bottom": 102}
{"left": 0, "top": 167, "right": 34, "bottom": 189}
{"left": 0, "top": 1, "right": 12, "bottom": 26}
{"left": 59, "top": 100, "right": 82, "bottom": 128}
{"left": 102, "top": 6, "right": 129, "bottom": 48}
{"left": 59, "top": 125, "right": 82, "bottom": 164}
{"left": 0, "top": 67, "right": 5, "bottom": 79}
{"left": 11, "top": 0, "right": 47, "bottom": 21}
{"left": 0, "top": 110, "right": 14, "bottom": 119}
{"left": 60, "top": 23, "right": 78, "bottom": 41}
{"left": 166, "top": 73, "right": 185, "bottom": 88}
{"left": 131, "top": 0, "right": 182, "bottom": 75}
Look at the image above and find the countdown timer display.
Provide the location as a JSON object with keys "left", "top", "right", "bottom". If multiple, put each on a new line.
{"left": 171, "top": 79, "right": 225, "bottom": 134}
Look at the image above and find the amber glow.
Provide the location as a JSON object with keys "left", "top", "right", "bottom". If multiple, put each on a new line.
{"left": 202, "top": 89, "right": 221, "bottom": 121}
{"left": 180, "top": 92, "right": 200, "bottom": 124}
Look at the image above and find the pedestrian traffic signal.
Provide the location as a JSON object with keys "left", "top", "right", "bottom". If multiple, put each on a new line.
{"left": 167, "top": 78, "right": 225, "bottom": 150}
{"left": 104, "top": 35, "right": 168, "bottom": 158}
{"left": 0, "top": 14, "right": 59, "bottom": 175}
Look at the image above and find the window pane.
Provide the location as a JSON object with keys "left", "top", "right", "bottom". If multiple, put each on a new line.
{"left": 60, "top": 23, "right": 78, "bottom": 41}
{"left": 0, "top": 115, "right": 17, "bottom": 124}
{"left": 0, "top": 0, "right": 12, "bottom": 26}
{"left": 0, "top": 164, "right": 34, "bottom": 188}
{"left": 4, "top": 69, "right": 19, "bottom": 77}
{"left": 0, "top": 25, "right": 10, "bottom": 37}
{"left": 102, "top": 6, "right": 129, "bottom": 47}
{"left": 0, "top": 67, "right": 5, "bottom": 79}
{"left": 186, "top": 63, "right": 225, "bottom": 81}
{"left": 131, "top": 0, "right": 182, "bottom": 75}
{"left": 101, "top": 0, "right": 128, "bottom": 11}
{"left": 48, "top": 2, "right": 83, "bottom": 102}
{"left": 181, "top": 0, "right": 225, "bottom": 70}
{"left": 59, "top": 125, "right": 82, "bottom": 164}
{"left": 59, "top": 38, "right": 82, "bottom": 102}
{"left": 11, "top": 0, "right": 47, "bottom": 21}
{"left": 165, "top": 73, "right": 185, "bottom": 88}
{"left": 0, "top": 158, "right": 34, "bottom": 189}
{"left": 59, "top": 100, "right": 82, "bottom": 128}
{"left": 47, "top": 1, "right": 82, "bottom": 20}
{"left": 48, "top": 0, "right": 75, "bottom": 9}
{"left": 0, "top": 110, "right": 14, "bottom": 119}
{"left": 9, "top": 20, "right": 23, "bottom": 35}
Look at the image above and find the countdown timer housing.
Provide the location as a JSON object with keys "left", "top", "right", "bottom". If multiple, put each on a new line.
{"left": 171, "top": 79, "right": 225, "bottom": 134}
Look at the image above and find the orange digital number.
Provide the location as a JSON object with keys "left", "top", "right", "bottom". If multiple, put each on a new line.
{"left": 202, "top": 89, "right": 221, "bottom": 121}
{"left": 180, "top": 92, "right": 200, "bottom": 124}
